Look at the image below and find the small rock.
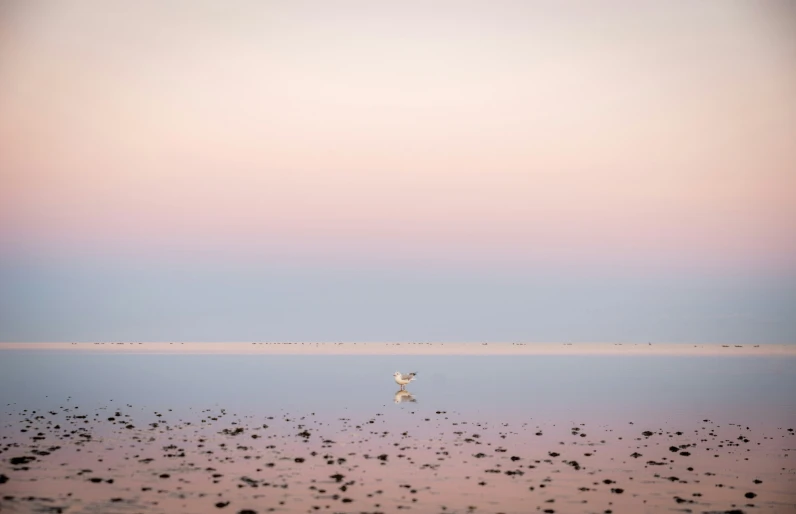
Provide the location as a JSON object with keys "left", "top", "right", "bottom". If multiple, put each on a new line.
{"left": 9, "top": 456, "right": 35, "bottom": 466}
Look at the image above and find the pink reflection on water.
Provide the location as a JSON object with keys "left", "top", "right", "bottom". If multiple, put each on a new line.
{"left": 2, "top": 400, "right": 794, "bottom": 513}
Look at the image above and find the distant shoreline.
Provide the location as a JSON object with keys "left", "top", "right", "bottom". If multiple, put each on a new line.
{"left": 1, "top": 342, "right": 794, "bottom": 356}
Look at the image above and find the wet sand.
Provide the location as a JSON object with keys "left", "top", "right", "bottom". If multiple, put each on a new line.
{"left": 1, "top": 345, "right": 795, "bottom": 513}
{"left": 2, "top": 342, "right": 795, "bottom": 356}
{"left": 1, "top": 402, "right": 794, "bottom": 513}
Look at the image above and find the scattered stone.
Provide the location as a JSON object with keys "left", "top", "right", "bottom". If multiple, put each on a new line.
{"left": 9, "top": 456, "right": 35, "bottom": 465}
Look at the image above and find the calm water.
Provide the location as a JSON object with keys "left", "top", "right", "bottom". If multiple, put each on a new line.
{"left": 2, "top": 352, "right": 795, "bottom": 423}
{"left": 1, "top": 351, "right": 795, "bottom": 513}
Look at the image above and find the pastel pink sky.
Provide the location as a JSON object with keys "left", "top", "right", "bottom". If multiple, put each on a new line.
{"left": 1, "top": 1, "right": 795, "bottom": 271}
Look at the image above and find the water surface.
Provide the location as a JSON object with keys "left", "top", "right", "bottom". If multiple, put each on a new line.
{"left": 1, "top": 348, "right": 794, "bottom": 513}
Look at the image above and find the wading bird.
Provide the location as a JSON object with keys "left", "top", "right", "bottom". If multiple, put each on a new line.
{"left": 393, "top": 371, "right": 417, "bottom": 390}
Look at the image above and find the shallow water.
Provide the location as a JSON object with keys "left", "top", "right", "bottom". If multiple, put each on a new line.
{"left": 1, "top": 350, "right": 795, "bottom": 513}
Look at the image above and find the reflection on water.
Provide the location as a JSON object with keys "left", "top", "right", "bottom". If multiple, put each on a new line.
{"left": 2, "top": 352, "right": 794, "bottom": 425}
{"left": 393, "top": 389, "right": 417, "bottom": 403}
{"left": 0, "top": 350, "right": 795, "bottom": 513}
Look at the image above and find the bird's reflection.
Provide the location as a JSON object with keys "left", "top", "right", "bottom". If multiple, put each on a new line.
{"left": 394, "top": 389, "right": 417, "bottom": 403}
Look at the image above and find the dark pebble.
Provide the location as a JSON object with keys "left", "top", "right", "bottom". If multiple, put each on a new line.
{"left": 9, "top": 456, "right": 35, "bottom": 465}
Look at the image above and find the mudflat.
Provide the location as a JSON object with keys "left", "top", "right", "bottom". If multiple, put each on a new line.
{"left": 2, "top": 341, "right": 795, "bottom": 356}
{"left": 1, "top": 345, "right": 794, "bottom": 513}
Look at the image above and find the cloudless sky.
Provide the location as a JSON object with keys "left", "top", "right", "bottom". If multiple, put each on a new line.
{"left": 1, "top": 1, "right": 794, "bottom": 342}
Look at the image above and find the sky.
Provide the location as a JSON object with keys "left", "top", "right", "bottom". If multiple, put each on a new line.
{"left": 0, "top": 1, "right": 794, "bottom": 343}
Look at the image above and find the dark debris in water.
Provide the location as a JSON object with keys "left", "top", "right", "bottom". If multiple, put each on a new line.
{"left": 0, "top": 398, "right": 793, "bottom": 513}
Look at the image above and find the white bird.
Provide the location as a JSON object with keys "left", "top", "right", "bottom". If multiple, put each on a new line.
{"left": 393, "top": 371, "right": 417, "bottom": 390}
